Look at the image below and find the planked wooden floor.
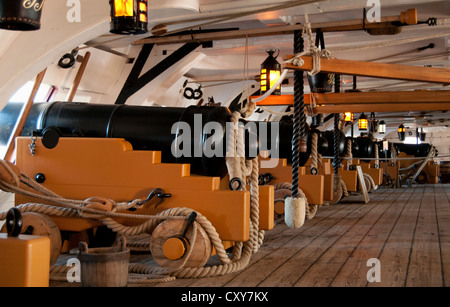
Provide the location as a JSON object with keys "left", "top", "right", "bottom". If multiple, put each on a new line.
{"left": 51, "top": 184, "right": 450, "bottom": 287}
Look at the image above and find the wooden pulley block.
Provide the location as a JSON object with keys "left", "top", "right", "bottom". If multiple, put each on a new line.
{"left": 1, "top": 212, "right": 61, "bottom": 265}
{"left": 274, "top": 188, "right": 291, "bottom": 216}
{"left": 150, "top": 217, "right": 212, "bottom": 269}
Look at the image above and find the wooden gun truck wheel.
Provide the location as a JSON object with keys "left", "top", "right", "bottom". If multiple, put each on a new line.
{"left": 150, "top": 219, "right": 212, "bottom": 269}
{"left": 1, "top": 212, "right": 62, "bottom": 266}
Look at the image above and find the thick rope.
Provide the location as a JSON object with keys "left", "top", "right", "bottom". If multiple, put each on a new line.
{"left": 346, "top": 138, "right": 353, "bottom": 168}
{"left": 374, "top": 143, "right": 379, "bottom": 168}
{"left": 311, "top": 132, "right": 319, "bottom": 170}
{"left": 363, "top": 173, "right": 377, "bottom": 192}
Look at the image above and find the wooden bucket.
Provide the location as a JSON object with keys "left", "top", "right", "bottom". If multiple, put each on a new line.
{"left": 307, "top": 73, "right": 334, "bottom": 93}
{"left": 78, "top": 237, "right": 130, "bottom": 287}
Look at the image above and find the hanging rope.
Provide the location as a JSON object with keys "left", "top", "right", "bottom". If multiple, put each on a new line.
{"left": 346, "top": 137, "right": 353, "bottom": 168}
{"left": 286, "top": 15, "right": 331, "bottom": 76}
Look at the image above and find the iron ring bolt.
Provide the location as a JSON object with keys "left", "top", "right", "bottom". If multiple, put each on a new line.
{"left": 229, "top": 177, "right": 243, "bottom": 191}
{"left": 6, "top": 208, "right": 23, "bottom": 237}
{"left": 258, "top": 174, "right": 265, "bottom": 185}
{"left": 181, "top": 212, "right": 198, "bottom": 239}
{"left": 310, "top": 167, "right": 318, "bottom": 175}
{"left": 183, "top": 86, "right": 203, "bottom": 100}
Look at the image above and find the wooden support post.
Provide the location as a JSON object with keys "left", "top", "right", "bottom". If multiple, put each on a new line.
{"left": 284, "top": 56, "right": 450, "bottom": 84}
{"left": 66, "top": 52, "right": 91, "bottom": 102}
{"left": 3, "top": 68, "right": 47, "bottom": 162}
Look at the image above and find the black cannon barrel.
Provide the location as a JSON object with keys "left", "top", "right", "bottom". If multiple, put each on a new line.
{"left": 1, "top": 102, "right": 262, "bottom": 178}
{"left": 0, "top": 102, "right": 334, "bottom": 175}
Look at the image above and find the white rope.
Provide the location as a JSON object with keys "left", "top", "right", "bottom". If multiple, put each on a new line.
{"left": 251, "top": 69, "right": 290, "bottom": 104}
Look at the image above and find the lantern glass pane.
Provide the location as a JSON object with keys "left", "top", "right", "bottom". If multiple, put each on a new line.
{"left": 269, "top": 70, "right": 281, "bottom": 89}
{"left": 378, "top": 121, "right": 386, "bottom": 134}
{"left": 115, "top": 0, "right": 134, "bottom": 17}
{"left": 344, "top": 112, "right": 353, "bottom": 122}
{"left": 359, "top": 119, "right": 368, "bottom": 130}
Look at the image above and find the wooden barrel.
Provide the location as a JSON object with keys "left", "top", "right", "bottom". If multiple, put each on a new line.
{"left": 78, "top": 237, "right": 129, "bottom": 287}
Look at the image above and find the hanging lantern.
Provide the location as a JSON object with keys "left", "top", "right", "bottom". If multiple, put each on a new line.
{"left": 110, "top": 0, "right": 148, "bottom": 35}
{"left": 398, "top": 124, "right": 406, "bottom": 141}
{"left": 358, "top": 113, "right": 368, "bottom": 131}
{"left": 260, "top": 50, "right": 281, "bottom": 95}
{"left": 344, "top": 112, "right": 354, "bottom": 122}
{"left": 0, "top": 0, "right": 45, "bottom": 30}
{"left": 378, "top": 120, "right": 386, "bottom": 134}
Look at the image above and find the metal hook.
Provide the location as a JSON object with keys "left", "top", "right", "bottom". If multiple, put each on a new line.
{"left": 131, "top": 188, "right": 172, "bottom": 211}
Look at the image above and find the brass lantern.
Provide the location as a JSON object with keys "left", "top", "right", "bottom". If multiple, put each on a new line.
{"left": 378, "top": 120, "right": 386, "bottom": 134}
{"left": 110, "top": 0, "right": 148, "bottom": 35}
{"left": 260, "top": 50, "right": 281, "bottom": 95}
{"left": 398, "top": 124, "right": 406, "bottom": 141}
{"left": 358, "top": 113, "right": 368, "bottom": 131}
{"left": 344, "top": 112, "right": 354, "bottom": 122}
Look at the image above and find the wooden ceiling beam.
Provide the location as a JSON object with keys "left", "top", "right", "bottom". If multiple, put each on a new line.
{"left": 133, "top": 9, "right": 417, "bottom": 45}
{"left": 251, "top": 90, "right": 450, "bottom": 113}
{"left": 251, "top": 90, "right": 450, "bottom": 106}
{"left": 314, "top": 102, "right": 450, "bottom": 114}
{"left": 284, "top": 56, "right": 450, "bottom": 84}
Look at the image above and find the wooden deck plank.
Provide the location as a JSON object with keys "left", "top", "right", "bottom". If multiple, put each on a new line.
{"left": 295, "top": 188, "right": 404, "bottom": 287}
{"left": 330, "top": 187, "right": 416, "bottom": 287}
{"left": 185, "top": 199, "right": 356, "bottom": 287}
{"left": 405, "top": 186, "right": 443, "bottom": 287}
{"left": 368, "top": 186, "right": 424, "bottom": 287}
{"left": 257, "top": 192, "right": 393, "bottom": 287}
{"left": 433, "top": 184, "right": 450, "bottom": 287}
